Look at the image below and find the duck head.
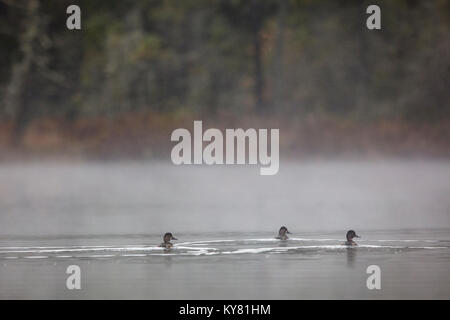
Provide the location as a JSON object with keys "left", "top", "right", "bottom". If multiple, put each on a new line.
{"left": 278, "top": 226, "right": 291, "bottom": 237}
{"left": 346, "top": 230, "right": 360, "bottom": 241}
{"left": 163, "top": 232, "right": 178, "bottom": 243}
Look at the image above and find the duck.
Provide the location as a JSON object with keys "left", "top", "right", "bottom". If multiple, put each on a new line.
{"left": 159, "top": 232, "right": 178, "bottom": 249}
{"left": 275, "top": 226, "right": 291, "bottom": 240}
{"left": 344, "top": 230, "right": 360, "bottom": 246}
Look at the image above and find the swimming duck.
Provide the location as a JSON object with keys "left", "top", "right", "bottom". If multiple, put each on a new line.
{"left": 160, "top": 232, "right": 178, "bottom": 249}
{"left": 345, "top": 230, "right": 360, "bottom": 246}
{"left": 275, "top": 226, "right": 291, "bottom": 240}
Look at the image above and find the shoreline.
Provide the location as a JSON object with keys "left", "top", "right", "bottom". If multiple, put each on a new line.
{"left": 0, "top": 113, "right": 449, "bottom": 160}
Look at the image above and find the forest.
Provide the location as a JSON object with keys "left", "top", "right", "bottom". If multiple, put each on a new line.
{"left": 0, "top": 0, "right": 448, "bottom": 159}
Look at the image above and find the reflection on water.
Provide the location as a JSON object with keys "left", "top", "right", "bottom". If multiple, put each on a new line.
{"left": 346, "top": 247, "right": 356, "bottom": 268}
{"left": 278, "top": 241, "right": 289, "bottom": 248}
{"left": 163, "top": 256, "right": 173, "bottom": 267}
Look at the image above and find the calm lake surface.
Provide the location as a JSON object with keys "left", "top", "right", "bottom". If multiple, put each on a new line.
{"left": 0, "top": 160, "right": 449, "bottom": 299}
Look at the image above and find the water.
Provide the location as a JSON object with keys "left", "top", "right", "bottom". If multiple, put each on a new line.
{"left": 0, "top": 160, "right": 449, "bottom": 299}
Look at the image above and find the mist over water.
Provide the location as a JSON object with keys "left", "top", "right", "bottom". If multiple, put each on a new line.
{"left": 0, "top": 160, "right": 449, "bottom": 236}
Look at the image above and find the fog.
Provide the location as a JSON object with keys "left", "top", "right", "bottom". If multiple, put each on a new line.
{"left": 1, "top": 159, "right": 449, "bottom": 237}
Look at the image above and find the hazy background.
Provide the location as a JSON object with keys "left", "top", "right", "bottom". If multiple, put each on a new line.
{"left": 0, "top": 0, "right": 448, "bottom": 234}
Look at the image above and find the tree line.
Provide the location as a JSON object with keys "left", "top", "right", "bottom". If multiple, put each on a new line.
{"left": 0, "top": 0, "right": 448, "bottom": 145}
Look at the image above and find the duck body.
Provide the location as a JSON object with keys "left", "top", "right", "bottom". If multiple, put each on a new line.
{"left": 160, "top": 242, "right": 174, "bottom": 249}
{"left": 275, "top": 226, "right": 291, "bottom": 240}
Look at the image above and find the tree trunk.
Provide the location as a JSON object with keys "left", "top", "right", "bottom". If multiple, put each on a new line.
{"left": 4, "top": 0, "right": 40, "bottom": 146}
{"left": 272, "top": 0, "right": 287, "bottom": 111}
{"left": 253, "top": 29, "right": 264, "bottom": 112}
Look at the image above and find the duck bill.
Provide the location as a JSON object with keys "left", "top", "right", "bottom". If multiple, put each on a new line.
{"left": 287, "top": 231, "right": 292, "bottom": 234}
{"left": 172, "top": 237, "right": 178, "bottom": 240}
{"left": 355, "top": 235, "right": 360, "bottom": 238}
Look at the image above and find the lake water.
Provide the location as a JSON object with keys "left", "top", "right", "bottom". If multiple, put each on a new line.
{"left": 0, "top": 160, "right": 449, "bottom": 299}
